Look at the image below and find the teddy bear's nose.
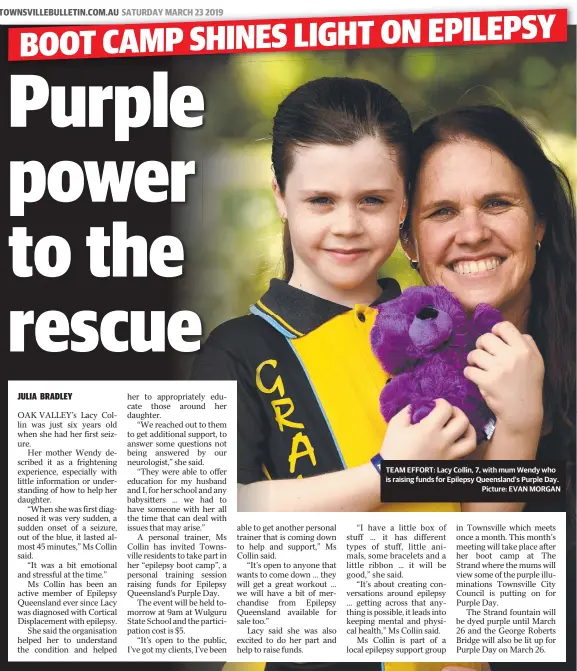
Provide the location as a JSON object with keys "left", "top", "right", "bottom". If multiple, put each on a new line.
{"left": 416, "top": 305, "right": 439, "bottom": 320}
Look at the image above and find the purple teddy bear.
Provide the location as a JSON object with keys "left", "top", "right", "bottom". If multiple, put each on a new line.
{"left": 370, "top": 285, "right": 502, "bottom": 443}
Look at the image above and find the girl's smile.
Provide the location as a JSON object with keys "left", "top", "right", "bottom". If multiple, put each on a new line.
{"left": 323, "top": 247, "right": 370, "bottom": 263}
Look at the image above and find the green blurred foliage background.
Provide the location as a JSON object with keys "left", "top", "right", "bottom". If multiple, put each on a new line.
{"left": 174, "top": 34, "right": 576, "bottom": 341}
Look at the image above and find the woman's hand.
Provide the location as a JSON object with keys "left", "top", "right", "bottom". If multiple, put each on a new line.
{"left": 462, "top": 321, "right": 544, "bottom": 508}
{"left": 464, "top": 321, "right": 544, "bottom": 434}
{"left": 380, "top": 399, "right": 476, "bottom": 461}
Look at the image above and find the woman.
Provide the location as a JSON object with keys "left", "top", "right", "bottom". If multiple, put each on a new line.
{"left": 401, "top": 105, "right": 575, "bottom": 502}
{"left": 401, "top": 105, "right": 576, "bottom": 670}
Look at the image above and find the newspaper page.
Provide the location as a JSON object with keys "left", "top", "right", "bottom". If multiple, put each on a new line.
{"left": 4, "top": 1, "right": 575, "bottom": 671}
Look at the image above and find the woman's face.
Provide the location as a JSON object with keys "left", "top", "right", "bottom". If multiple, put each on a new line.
{"left": 405, "top": 138, "right": 544, "bottom": 321}
{"left": 274, "top": 136, "right": 406, "bottom": 303}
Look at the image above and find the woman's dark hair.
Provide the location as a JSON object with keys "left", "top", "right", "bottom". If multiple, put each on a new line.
{"left": 403, "top": 105, "right": 576, "bottom": 507}
{"left": 271, "top": 77, "right": 412, "bottom": 280}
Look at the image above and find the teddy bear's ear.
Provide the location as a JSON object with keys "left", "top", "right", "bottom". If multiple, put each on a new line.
{"left": 472, "top": 303, "right": 502, "bottom": 335}
{"left": 370, "top": 300, "right": 418, "bottom": 374}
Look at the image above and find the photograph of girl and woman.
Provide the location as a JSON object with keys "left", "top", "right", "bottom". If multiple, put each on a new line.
{"left": 184, "top": 35, "right": 575, "bottom": 671}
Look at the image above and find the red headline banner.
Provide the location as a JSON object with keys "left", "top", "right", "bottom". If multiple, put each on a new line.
{"left": 8, "top": 9, "right": 567, "bottom": 61}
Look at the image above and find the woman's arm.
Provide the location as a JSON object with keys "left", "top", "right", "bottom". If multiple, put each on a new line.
{"left": 462, "top": 420, "right": 542, "bottom": 512}
{"left": 462, "top": 321, "right": 544, "bottom": 513}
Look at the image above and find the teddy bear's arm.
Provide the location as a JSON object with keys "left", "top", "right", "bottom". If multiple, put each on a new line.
{"left": 379, "top": 373, "right": 418, "bottom": 423}
{"left": 471, "top": 303, "right": 502, "bottom": 340}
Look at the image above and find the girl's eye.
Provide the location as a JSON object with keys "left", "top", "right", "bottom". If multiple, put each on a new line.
{"left": 362, "top": 196, "right": 384, "bottom": 206}
{"left": 309, "top": 196, "right": 332, "bottom": 206}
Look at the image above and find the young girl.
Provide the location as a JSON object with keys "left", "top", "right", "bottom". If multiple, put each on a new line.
{"left": 191, "top": 78, "right": 482, "bottom": 671}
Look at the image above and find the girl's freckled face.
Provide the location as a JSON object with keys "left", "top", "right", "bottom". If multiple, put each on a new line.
{"left": 275, "top": 136, "right": 406, "bottom": 303}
